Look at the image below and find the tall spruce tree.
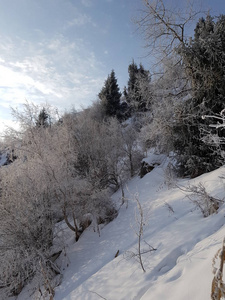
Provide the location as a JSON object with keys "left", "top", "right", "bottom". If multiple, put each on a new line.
{"left": 98, "top": 70, "right": 121, "bottom": 118}
{"left": 125, "top": 60, "right": 151, "bottom": 112}
{"left": 175, "top": 15, "right": 225, "bottom": 176}
{"left": 36, "top": 107, "right": 50, "bottom": 128}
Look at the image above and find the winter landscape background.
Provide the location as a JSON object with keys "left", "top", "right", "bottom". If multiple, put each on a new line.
{"left": 1, "top": 1, "right": 225, "bottom": 299}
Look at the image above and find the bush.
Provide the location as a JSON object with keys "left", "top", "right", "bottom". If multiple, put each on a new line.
{"left": 182, "top": 182, "right": 223, "bottom": 217}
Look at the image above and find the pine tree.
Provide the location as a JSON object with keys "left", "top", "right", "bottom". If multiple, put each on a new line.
{"left": 127, "top": 60, "right": 139, "bottom": 97}
{"left": 125, "top": 60, "right": 151, "bottom": 112}
{"left": 176, "top": 15, "right": 225, "bottom": 176}
{"left": 36, "top": 108, "right": 50, "bottom": 128}
{"left": 98, "top": 70, "right": 121, "bottom": 118}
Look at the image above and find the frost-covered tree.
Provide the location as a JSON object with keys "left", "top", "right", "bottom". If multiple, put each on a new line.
{"left": 124, "top": 60, "right": 151, "bottom": 112}
{"left": 69, "top": 109, "right": 143, "bottom": 189}
{"left": 68, "top": 111, "right": 121, "bottom": 189}
{"left": 137, "top": 1, "right": 225, "bottom": 177}
{"left": 140, "top": 55, "right": 189, "bottom": 154}
{"left": 0, "top": 159, "right": 59, "bottom": 297}
{"left": 0, "top": 103, "right": 123, "bottom": 296}
{"left": 175, "top": 15, "right": 225, "bottom": 176}
{"left": 181, "top": 15, "right": 225, "bottom": 113}
{"left": 121, "top": 123, "right": 144, "bottom": 177}
{"left": 0, "top": 98, "right": 146, "bottom": 296}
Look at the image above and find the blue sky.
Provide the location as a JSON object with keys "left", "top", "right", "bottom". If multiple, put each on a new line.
{"left": 0, "top": 0, "right": 225, "bottom": 132}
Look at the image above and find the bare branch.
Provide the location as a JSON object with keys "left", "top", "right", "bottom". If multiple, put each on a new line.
{"left": 89, "top": 290, "right": 107, "bottom": 300}
{"left": 136, "top": 0, "right": 201, "bottom": 63}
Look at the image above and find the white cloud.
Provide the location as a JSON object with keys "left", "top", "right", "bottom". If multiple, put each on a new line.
{"left": 0, "top": 34, "right": 105, "bottom": 120}
{"left": 0, "top": 1, "right": 111, "bottom": 134}
{"left": 64, "top": 13, "right": 96, "bottom": 29}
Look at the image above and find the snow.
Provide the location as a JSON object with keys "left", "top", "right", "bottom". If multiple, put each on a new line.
{"left": 17, "top": 156, "right": 225, "bottom": 300}
{"left": 0, "top": 151, "right": 8, "bottom": 166}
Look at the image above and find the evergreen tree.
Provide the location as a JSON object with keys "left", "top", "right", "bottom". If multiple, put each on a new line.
{"left": 98, "top": 70, "right": 121, "bottom": 118}
{"left": 125, "top": 60, "right": 151, "bottom": 112}
{"left": 176, "top": 15, "right": 225, "bottom": 176}
{"left": 36, "top": 108, "right": 50, "bottom": 128}
{"left": 127, "top": 60, "right": 139, "bottom": 96}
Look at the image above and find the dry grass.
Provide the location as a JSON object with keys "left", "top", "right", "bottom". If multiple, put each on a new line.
{"left": 211, "top": 238, "right": 225, "bottom": 300}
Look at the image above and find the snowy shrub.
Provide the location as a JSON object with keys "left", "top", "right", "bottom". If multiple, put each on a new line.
{"left": 0, "top": 101, "right": 145, "bottom": 296}
{"left": 0, "top": 163, "right": 60, "bottom": 297}
{"left": 182, "top": 182, "right": 223, "bottom": 217}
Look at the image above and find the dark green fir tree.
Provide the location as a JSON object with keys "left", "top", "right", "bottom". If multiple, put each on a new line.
{"left": 36, "top": 108, "right": 50, "bottom": 128}
{"left": 98, "top": 70, "right": 122, "bottom": 118}
{"left": 125, "top": 60, "right": 151, "bottom": 112}
{"left": 176, "top": 14, "right": 225, "bottom": 177}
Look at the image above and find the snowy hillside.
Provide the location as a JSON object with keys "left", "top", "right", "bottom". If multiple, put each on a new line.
{"left": 16, "top": 154, "right": 225, "bottom": 300}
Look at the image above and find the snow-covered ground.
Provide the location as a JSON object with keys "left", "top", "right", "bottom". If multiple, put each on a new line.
{"left": 18, "top": 156, "right": 225, "bottom": 300}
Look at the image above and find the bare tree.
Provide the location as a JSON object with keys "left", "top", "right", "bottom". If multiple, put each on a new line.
{"left": 137, "top": 0, "right": 201, "bottom": 62}
{"left": 121, "top": 123, "right": 144, "bottom": 177}
{"left": 125, "top": 192, "right": 156, "bottom": 272}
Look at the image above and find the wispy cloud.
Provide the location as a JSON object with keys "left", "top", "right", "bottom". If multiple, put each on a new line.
{"left": 0, "top": 34, "right": 105, "bottom": 118}
{"left": 0, "top": 0, "right": 112, "bottom": 133}
{"left": 81, "top": 0, "right": 93, "bottom": 8}
{"left": 64, "top": 13, "right": 96, "bottom": 29}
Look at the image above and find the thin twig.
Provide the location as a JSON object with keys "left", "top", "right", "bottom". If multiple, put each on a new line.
{"left": 89, "top": 290, "right": 107, "bottom": 300}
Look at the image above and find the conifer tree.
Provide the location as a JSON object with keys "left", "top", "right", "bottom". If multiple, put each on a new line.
{"left": 98, "top": 70, "right": 121, "bottom": 118}
{"left": 136, "top": 0, "right": 225, "bottom": 176}
{"left": 175, "top": 15, "right": 225, "bottom": 176}
{"left": 36, "top": 107, "right": 50, "bottom": 128}
{"left": 125, "top": 60, "right": 151, "bottom": 112}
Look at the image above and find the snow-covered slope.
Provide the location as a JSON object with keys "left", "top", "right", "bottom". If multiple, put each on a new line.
{"left": 18, "top": 157, "right": 225, "bottom": 300}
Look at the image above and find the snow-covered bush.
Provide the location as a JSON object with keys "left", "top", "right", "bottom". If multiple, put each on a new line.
{"left": 0, "top": 161, "right": 59, "bottom": 297}
{"left": 182, "top": 182, "right": 223, "bottom": 217}
{"left": 0, "top": 101, "right": 145, "bottom": 296}
{"left": 0, "top": 103, "right": 123, "bottom": 295}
